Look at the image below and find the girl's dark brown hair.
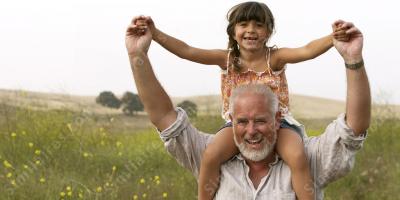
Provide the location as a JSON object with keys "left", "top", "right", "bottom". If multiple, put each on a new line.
{"left": 226, "top": 2, "right": 275, "bottom": 71}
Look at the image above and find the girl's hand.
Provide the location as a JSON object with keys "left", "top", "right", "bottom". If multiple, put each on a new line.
{"left": 134, "top": 15, "right": 149, "bottom": 35}
{"left": 144, "top": 16, "right": 157, "bottom": 34}
{"left": 333, "top": 22, "right": 350, "bottom": 42}
{"left": 134, "top": 16, "right": 157, "bottom": 34}
{"left": 134, "top": 16, "right": 163, "bottom": 42}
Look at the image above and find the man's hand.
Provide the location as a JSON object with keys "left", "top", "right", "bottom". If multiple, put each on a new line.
{"left": 332, "top": 20, "right": 363, "bottom": 64}
{"left": 125, "top": 16, "right": 152, "bottom": 57}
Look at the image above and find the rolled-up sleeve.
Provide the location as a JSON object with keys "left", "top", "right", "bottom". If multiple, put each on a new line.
{"left": 159, "top": 107, "right": 214, "bottom": 179}
{"left": 305, "top": 113, "right": 367, "bottom": 188}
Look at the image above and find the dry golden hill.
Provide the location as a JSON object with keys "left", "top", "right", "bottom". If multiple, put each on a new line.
{"left": 173, "top": 94, "right": 347, "bottom": 118}
{"left": 1, "top": 89, "right": 398, "bottom": 119}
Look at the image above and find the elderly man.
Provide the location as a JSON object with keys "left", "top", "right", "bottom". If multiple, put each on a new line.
{"left": 125, "top": 18, "right": 370, "bottom": 199}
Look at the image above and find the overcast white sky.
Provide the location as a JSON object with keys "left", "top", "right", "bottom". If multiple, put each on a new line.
{"left": 1, "top": 0, "right": 399, "bottom": 103}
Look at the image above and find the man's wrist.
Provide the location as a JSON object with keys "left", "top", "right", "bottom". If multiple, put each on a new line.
{"left": 129, "top": 51, "right": 148, "bottom": 67}
{"left": 345, "top": 59, "right": 364, "bottom": 70}
{"left": 343, "top": 54, "right": 363, "bottom": 64}
{"left": 128, "top": 49, "right": 148, "bottom": 57}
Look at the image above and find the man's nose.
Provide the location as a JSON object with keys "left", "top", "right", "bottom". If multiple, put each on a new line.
{"left": 245, "top": 121, "right": 257, "bottom": 135}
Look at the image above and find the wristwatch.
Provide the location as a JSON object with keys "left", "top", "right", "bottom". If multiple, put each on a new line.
{"left": 345, "top": 60, "right": 364, "bottom": 70}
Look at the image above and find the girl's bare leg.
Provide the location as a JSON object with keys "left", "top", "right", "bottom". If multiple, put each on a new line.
{"left": 198, "top": 126, "right": 239, "bottom": 200}
{"left": 277, "top": 128, "right": 315, "bottom": 200}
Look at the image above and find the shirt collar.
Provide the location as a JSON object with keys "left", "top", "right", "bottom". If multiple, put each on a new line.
{"left": 234, "top": 153, "right": 280, "bottom": 167}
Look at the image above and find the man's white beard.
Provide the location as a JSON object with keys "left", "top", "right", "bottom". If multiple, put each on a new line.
{"left": 234, "top": 132, "right": 276, "bottom": 162}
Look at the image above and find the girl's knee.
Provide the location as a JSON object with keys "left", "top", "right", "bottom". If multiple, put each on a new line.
{"left": 202, "top": 144, "right": 225, "bottom": 165}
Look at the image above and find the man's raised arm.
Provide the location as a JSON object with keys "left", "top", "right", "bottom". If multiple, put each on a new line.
{"left": 333, "top": 20, "right": 371, "bottom": 135}
{"left": 305, "top": 21, "right": 371, "bottom": 190}
{"left": 125, "top": 16, "right": 177, "bottom": 131}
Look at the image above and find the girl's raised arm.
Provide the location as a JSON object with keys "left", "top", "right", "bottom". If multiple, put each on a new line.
{"left": 272, "top": 25, "right": 348, "bottom": 69}
{"left": 137, "top": 16, "right": 227, "bottom": 69}
{"left": 273, "top": 34, "right": 333, "bottom": 68}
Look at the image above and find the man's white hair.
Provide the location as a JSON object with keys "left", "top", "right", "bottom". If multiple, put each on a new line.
{"left": 228, "top": 84, "right": 279, "bottom": 115}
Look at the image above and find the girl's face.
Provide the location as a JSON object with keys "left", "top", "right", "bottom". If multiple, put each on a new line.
{"left": 233, "top": 20, "right": 269, "bottom": 52}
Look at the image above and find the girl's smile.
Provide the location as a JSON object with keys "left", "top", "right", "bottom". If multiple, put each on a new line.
{"left": 234, "top": 20, "right": 269, "bottom": 51}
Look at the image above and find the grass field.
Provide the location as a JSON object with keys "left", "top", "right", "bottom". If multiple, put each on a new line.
{"left": 0, "top": 91, "right": 399, "bottom": 199}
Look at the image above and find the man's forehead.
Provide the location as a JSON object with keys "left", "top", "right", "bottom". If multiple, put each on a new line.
{"left": 233, "top": 93, "right": 271, "bottom": 114}
{"left": 234, "top": 93, "right": 267, "bottom": 106}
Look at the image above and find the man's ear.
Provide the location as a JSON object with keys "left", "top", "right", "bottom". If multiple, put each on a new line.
{"left": 274, "top": 111, "right": 281, "bottom": 131}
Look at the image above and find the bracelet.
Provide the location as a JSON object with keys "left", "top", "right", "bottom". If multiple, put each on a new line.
{"left": 345, "top": 59, "right": 364, "bottom": 70}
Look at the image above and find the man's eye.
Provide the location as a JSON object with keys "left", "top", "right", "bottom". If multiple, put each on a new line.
{"left": 255, "top": 120, "right": 266, "bottom": 124}
{"left": 237, "top": 120, "right": 247, "bottom": 124}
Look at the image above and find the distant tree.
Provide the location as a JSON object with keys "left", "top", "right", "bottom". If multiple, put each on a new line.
{"left": 177, "top": 100, "right": 198, "bottom": 118}
{"left": 96, "top": 91, "right": 121, "bottom": 109}
{"left": 121, "top": 91, "right": 144, "bottom": 116}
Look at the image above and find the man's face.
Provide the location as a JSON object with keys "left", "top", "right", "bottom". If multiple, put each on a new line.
{"left": 230, "top": 93, "right": 280, "bottom": 162}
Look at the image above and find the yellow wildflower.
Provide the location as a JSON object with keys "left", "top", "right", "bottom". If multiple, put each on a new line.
{"left": 78, "top": 193, "right": 83, "bottom": 198}
{"left": 142, "top": 193, "right": 147, "bottom": 198}
{"left": 22, "top": 131, "right": 26, "bottom": 135}
{"left": 28, "top": 142, "right": 34, "bottom": 148}
{"left": 6, "top": 172, "right": 12, "bottom": 178}
{"left": 154, "top": 175, "right": 160, "bottom": 180}
{"left": 67, "top": 123, "right": 73, "bottom": 132}
{"left": 11, "top": 132, "right": 17, "bottom": 137}
{"left": 35, "top": 160, "right": 41, "bottom": 165}
{"left": 116, "top": 141, "right": 122, "bottom": 148}
{"left": 23, "top": 165, "right": 29, "bottom": 169}
{"left": 60, "top": 192, "right": 66, "bottom": 197}
{"left": 83, "top": 152, "right": 89, "bottom": 158}
{"left": 163, "top": 192, "right": 168, "bottom": 198}
{"left": 66, "top": 186, "right": 71, "bottom": 191}
{"left": 96, "top": 186, "right": 102, "bottom": 193}
{"left": 118, "top": 152, "right": 123, "bottom": 156}
{"left": 67, "top": 191, "right": 72, "bottom": 196}
{"left": 3, "top": 160, "right": 13, "bottom": 168}
{"left": 39, "top": 178, "right": 46, "bottom": 183}
{"left": 139, "top": 178, "right": 145, "bottom": 184}
{"left": 35, "top": 150, "right": 41, "bottom": 155}
{"left": 133, "top": 194, "right": 138, "bottom": 200}
{"left": 10, "top": 179, "right": 16, "bottom": 186}
{"left": 105, "top": 182, "right": 110, "bottom": 187}
{"left": 112, "top": 166, "right": 117, "bottom": 171}
{"left": 156, "top": 180, "right": 160, "bottom": 185}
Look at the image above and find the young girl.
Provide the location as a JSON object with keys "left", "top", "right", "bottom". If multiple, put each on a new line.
{"left": 136, "top": 2, "right": 346, "bottom": 200}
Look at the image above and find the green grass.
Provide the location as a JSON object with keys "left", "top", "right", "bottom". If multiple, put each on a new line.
{"left": 0, "top": 103, "right": 399, "bottom": 200}
{"left": 0, "top": 105, "right": 197, "bottom": 200}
